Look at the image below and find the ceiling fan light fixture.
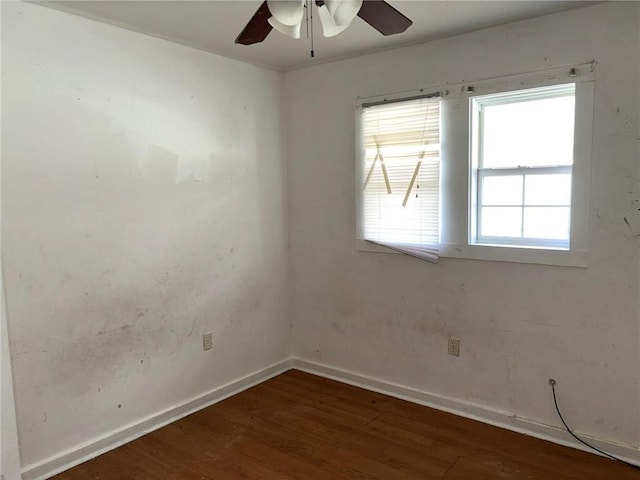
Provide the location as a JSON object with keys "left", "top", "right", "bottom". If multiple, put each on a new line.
{"left": 235, "top": 0, "right": 412, "bottom": 46}
{"left": 267, "top": 15, "right": 303, "bottom": 39}
{"left": 266, "top": 0, "right": 305, "bottom": 26}
{"left": 325, "top": 0, "right": 363, "bottom": 27}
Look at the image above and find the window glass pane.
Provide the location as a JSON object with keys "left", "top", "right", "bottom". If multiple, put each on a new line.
{"left": 524, "top": 174, "right": 572, "bottom": 206}
{"left": 363, "top": 153, "right": 440, "bottom": 245}
{"left": 481, "top": 94, "right": 575, "bottom": 168}
{"left": 480, "top": 207, "right": 522, "bottom": 237}
{"left": 481, "top": 175, "right": 523, "bottom": 206}
{"left": 523, "top": 207, "right": 570, "bottom": 240}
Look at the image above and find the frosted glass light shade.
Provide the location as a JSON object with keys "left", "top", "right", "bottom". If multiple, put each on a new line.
{"left": 325, "top": 0, "right": 363, "bottom": 26}
{"left": 266, "top": 0, "right": 305, "bottom": 26}
{"left": 268, "top": 16, "right": 302, "bottom": 39}
{"left": 317, "top": 5, "right": 350, "bottom": 37}
{"left": 267, "top": 0, "right": 363, "bottom": 40}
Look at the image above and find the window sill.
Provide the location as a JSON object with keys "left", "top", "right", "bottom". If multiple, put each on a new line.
{"left": 440, "top": 243, "right": 587, "bottom": 268}
{"left": 356, "top": 239, "right": 587, "bottom": 267}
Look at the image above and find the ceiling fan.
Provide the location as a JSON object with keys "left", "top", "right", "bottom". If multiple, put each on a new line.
{"left": 235, "top": 0, "right": 413, "bottom": 46}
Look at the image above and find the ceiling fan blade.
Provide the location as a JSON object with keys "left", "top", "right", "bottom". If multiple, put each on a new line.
{"left": 235, "top": 1, "right": 273, "bottom": 45}
{"left": 357, "top": 0, "right": 412, "bottom": 36}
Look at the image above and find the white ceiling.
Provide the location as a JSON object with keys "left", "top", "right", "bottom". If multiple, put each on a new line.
{"left": 38, "top": 1, "right": 596, "bottom": 71}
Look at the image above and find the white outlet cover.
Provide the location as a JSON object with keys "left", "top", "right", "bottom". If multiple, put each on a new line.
{"left": 203, "top": 333, "right": 213, "bottom": 351}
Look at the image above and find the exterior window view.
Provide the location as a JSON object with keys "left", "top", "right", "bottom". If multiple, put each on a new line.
{"left": 472, "top": 84, "right": 575, "bottom": 249}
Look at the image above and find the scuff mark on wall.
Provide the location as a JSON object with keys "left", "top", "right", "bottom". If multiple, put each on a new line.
{"left": 623, "top": 216, "right": 640, "bottom": 238}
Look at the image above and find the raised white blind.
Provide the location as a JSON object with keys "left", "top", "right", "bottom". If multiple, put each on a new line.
{"left": 360, "top": 96, "right": 441, "bottom": 261}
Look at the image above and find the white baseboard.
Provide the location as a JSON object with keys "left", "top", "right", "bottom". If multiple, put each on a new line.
{"left": 292, "top": 358, "right": 640, "bottom": 467}
{"left": 22, "top": 358, "right": 294, "bottom": 480}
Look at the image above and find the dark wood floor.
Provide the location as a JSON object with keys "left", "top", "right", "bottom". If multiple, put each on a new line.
{"left": 53, "top": 370, "right": 638, "bottom": 479}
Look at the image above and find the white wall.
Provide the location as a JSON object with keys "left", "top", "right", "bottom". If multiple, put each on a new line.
{"left": 286, "top": 2, "right": 640, "bottom": 450}
{"left": 2, "top": 2, "right": 289, "bottom": 470}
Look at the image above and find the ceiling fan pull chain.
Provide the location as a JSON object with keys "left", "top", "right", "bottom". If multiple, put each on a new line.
{"left": 305, "top": 0, "right": 309, "bottom": 38}
{"left": 310, "top": 0, "right": 315, "bottom": 57}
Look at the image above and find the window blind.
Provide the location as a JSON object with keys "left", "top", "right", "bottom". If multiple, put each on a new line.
{"left": 360, "top": 96, "right": 441, "bottom": 262}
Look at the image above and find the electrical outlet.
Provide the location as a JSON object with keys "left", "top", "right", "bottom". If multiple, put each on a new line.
{"left": 203, "top": 333, "right": 213, "bottom": 351}
{"left": 448, "top": 337, "right": 460, "bottom": 356}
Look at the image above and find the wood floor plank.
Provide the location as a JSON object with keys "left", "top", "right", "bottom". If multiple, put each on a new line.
{"left": 264, "top": 409, "right": 446, "bottom": 478}
{"left": 266, "top": 402, "right": 456, "bottom": 477}
{"left": 228, "top": 434, "right": 353, "bottom": 480}
{"left": 442, "top": 455, "right": 581, "bottom": 480}
{"left": 51, "top": 370, "right": 639, "bottom": 479}
{"left": 371, "top": 410, "right": 640, "bottom": 480}
{"left": 191, "top": 450, "right": 300, "bottom": 480}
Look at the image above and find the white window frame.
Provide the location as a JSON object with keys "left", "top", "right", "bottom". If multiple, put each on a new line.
{"left": 356, "top": 63, "right": 595, "bottom": 268}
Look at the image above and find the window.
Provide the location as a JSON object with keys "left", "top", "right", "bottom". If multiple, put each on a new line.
{"left": 470, "top": 84, "right": 576, "bottom": 249}
{"left": 357, "top": 95, "right": 441, "bottom": 262}
{"left": 357, "top": 63, "right": 594, "bottom": 267}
